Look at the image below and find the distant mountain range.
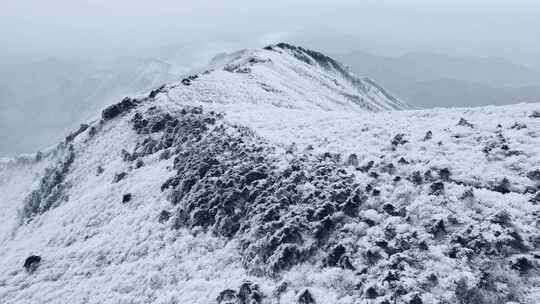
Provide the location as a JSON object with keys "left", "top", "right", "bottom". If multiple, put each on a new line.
{"left": 0, "top": 57, "right": 178, "bottom": 156}
{"left": 336, "top": 51, "right": 540, "bottom": 108}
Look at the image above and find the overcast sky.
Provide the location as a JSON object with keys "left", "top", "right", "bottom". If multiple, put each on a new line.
{"left": 2, "top": 0, "right": 540, "bottom": 66}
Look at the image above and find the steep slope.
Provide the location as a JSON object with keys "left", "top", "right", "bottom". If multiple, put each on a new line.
{"left": 1, "top": 45, "right": 540, "bottom": 304}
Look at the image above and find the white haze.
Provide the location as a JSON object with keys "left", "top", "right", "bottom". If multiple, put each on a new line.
{"left": 2, "top": 0, "right": 540, "bottom": 64}
{"left": 2, "top": 0, "right": 540, "bottom": 156}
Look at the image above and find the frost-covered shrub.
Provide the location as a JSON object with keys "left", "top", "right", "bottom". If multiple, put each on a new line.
{"left": 21, "top": 145, "right": 75, "bottom": 221}
{"left": 65, "top": 124, "right": 89, "bottom": 143}
{"left": 125, "top": 105, "right": 540, "bottom": 302}
{"left": 101, "top": 97, "right": 138, "bottom": 120}
{"left": 129, "top": 106, "right": 369, "bottom": 276}
{"left": 216, "top": 281, "right": 263, "bottom": 304}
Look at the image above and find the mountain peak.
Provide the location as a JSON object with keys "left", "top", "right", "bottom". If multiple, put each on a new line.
{"left": 265, "top": 42, "right": 350, "bottom": 74}
{"left": 174, "top": 43, "right": 408, "bottom": 112}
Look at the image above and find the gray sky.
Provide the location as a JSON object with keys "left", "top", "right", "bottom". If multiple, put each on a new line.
{"left": 2, "top": 0, "right": 540, "bottom": 157}
{"left": 2, "top": 0, "right": 540, "bottom": 66}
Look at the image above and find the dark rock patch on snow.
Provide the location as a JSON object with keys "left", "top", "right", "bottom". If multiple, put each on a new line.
{"left": 21, "top": 145, "right": 75, "bottom": 221}
{"left": 102, "top": 97, "right": 138, "bottom": 121}
{"left": 24, "top": 255, "right": 41, "bottom": 273}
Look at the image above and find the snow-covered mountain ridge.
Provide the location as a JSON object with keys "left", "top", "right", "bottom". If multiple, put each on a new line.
{"left": 1, "top": 44, "right": 539, "bottom": 304}
{"left": 164, "top": 43, "right": 408, "bottom": 111}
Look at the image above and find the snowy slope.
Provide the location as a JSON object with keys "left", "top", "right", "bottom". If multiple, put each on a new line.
{"left": 1, "top": 44, "right": 540, "bottom": 304}
{"left": 167, "top": 43, "right": 408, "bottom": 112}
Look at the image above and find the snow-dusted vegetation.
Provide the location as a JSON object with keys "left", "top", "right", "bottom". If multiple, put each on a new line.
{"left": 1, "top": 44, "right": 539, "bottom": 304}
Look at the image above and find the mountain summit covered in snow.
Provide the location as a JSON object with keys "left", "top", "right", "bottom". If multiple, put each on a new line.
{"left": 1, "top": 44, "right": 539, "bottom": 304}
{"left": 172, "top": 43, "right": 408, "bottom": 112}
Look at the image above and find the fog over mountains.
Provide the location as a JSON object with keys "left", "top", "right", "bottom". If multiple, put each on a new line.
{"left": 0, "top": 57, "right": 178, "bottom": 156}
{"left": 336, "top": 51, "right": 540, "bottom": 108}
{"left": 2, "top": 48, "right": 540, "bottom": 156}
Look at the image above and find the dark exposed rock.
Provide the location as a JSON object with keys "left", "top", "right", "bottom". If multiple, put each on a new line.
{"left": 237, "top": 281, "right": 263, "bottom": 304}
{"left": 365, "top": 286, "right": 378, "bottom": 299}
{"left": 272, "top": 244, "right": 302, "bottom": 273}
{"left": 22, "top": 145, "right": 75, "bottom": 221}
{"left": 24, "top": 255, "right": 41, "bottom": 273}
{"left": 341, "top": 191, "right": 364, "bottom": 217}
{"left": 121, "top": 149, "right": 133, "bottom": 162}
{"left": 35, "top": 151, "right": 43, "bottom": 162}
{"left": 88, "top": 126, "right": 97, "bottom": 137}
{"left": 450, "top": 224, "right": 527, "bottom": 256}
{"left": 148, "top": 85, "right": 165, "bottom": 99}
{"left": 398, "top": 157, "right": 409, "bottom": 165}
{"left": 429, "top": 182, "right": 444, "bottom": 195}
{"left": 96, "top": 166, "right": 104, "bottom": 176}
{"left": 65, "top": 124, "right": 89, "bottom": 143}
{"left": 381, "top": 163, "right": 396, "bottom": 174}
{"left": 428, "top": 219, "right": 446, "bottom": 238}
{"left": 122, "top": 193, "right": 132, "bottom": 204}
{"left": 339, "top": 255, "right": 355, "bottom": 270}
{"left": 150, "top": 113, "right": 174, "bottom": 133}
{"left": 454, "top": 278, "right": 485, "bottom": 304}
{"left": 460, "top": 188, "right": 474, "bottom": 200}
{"left": 511, "top": 256, "right": 534, "bottom": 275}
{"left": 391, "top": 134, "right": 408, "bottom": 146}
{"left": 423, "top": 130, "right": 433, "bottom": 141}
{"left": 492, "top": 178, "right": 511, "bottom": 194}
{"left": 489, "top": 211, "right": 512, "bottom": 227}
{"left": 457, "top": 118, "right": 474, "bottom": 128}
{"left": 245, "top": 169, "right": 268, "bottom": 184}
{"left": 409, "top": 294, "right": 423, "bottom": 304}
{"left": 181, "top": 75, "right": 198, "bottom": 86}
{"left": 314, "top": 203, "right": 336, "bottom": 220}
{"left": 424, "top": 170, "right": 435, "bottom": 182}
{"left": 113, "top": 172, "right": 128, "bottom": 183}
{"left": 273, "top": 281, "right": 289, "bottom": 299}
{"left": 409, "top": 171, "right": 423, "bottom": 185}
{"left": 158, "top": 210, "right": 171, "bottom": 223}
{"left": 346, "top": 154, "right": 359, "bottom": 167}
{"left": 365, "top": 250, "right": 382, "bottom": 265}
{"left": 438, "top": 168, "right": 451, "bottom": 181}
{"left": 359, "top": 160, "right": 374, "bottom": 173}
{"left": 159, "top": 150, "right": 171, "bottom": 160}
{"left": 102, "top": 97, "right": 137, "bottom": 120}
{"left": 383, "top": 270, "right": 399, "bottom": 284}
{"left": 529, "top": 110, "right": 540, "bottom": 118}
{"left": 297, "top": 289, "right": 316, "bottom": 304}
{"left": 511, "top": 122, "right": 527, "bottom": 130}
{"left": 131, "top": 112, "right": 148, "bottom": 133}
{"left": 216, "top": 289, "right": 237, "bottom": 304}
{"left": 325, "top": 244, "right": 346, "bottom": 267}
{"left": 382, "top": 203, "right": 397, "bottom": 216}
{"left": 531, "top": 192, "right": 540, "bottom": 204}
{"left": 135, "top": 159, "right": 144, "bottom": 168}
{"left": 427, "top": 273, "right": 438, "bottom": 286}
{"left": 526, "top": 169, "right": 540, "bottom": 181}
